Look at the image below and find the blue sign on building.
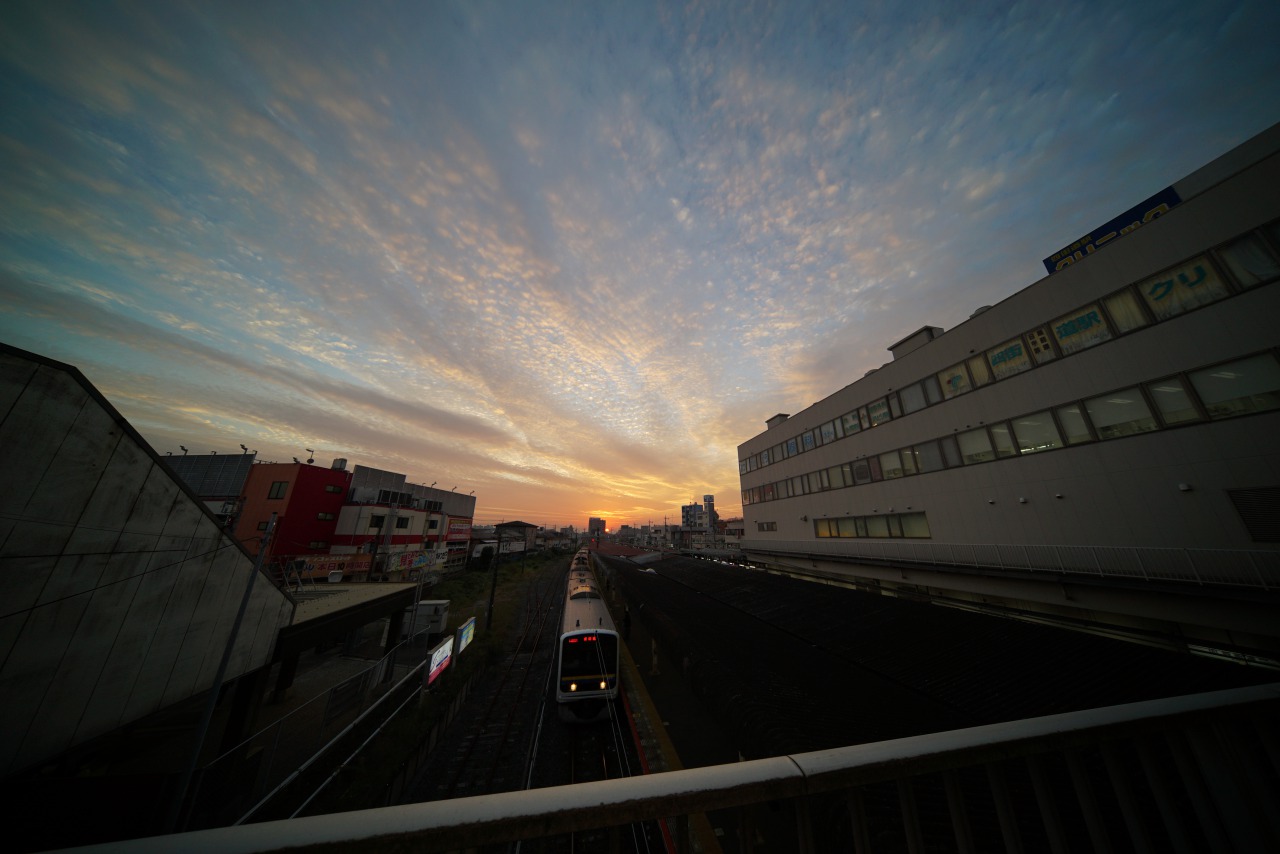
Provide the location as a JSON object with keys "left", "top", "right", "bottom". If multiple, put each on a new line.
{"left": 1043, "top": 186, "right": 1181, "bottom": 274}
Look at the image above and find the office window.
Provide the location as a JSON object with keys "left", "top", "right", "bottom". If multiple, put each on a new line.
{"left": 841, "top": 412, "right": 860, "bottom": 435}
{"left": 912, "top": 441, "right": 945, "bottom": 473}
{"left": 967, "top": 355, "right": 993, "bottom": 388}
{"left": 760, "top": 448, "right": 770, "bottom": 466}
{"left": 756, "top": 521, "right": 777, "bottom": 532}
{"left": 1012, "top": 412, "right": 1063, "bottom": 454}
{"left": 865, "top": 515, "right": 890, "bottom": 538}
{"left": 838, "top": 517, "right": 857, "bottom": 537}
{"left": 1085, "top": 388, "right": 1159, "bottom": 439}
{"left": 938, "top": 363, "right": 972, "bottom": 399}
{"left": 899, "top": 446, "right": 918, "bottom": 475}
{"left": 820, "top": 421, "right": 837, "bottom": 443}
{"left": 802, "top": 431, "right": 816, "bottom": 451}
{"left": 762, "top": 482, "right": 776, "bottom": 501}
{"left": 1145, "top": 376, "right": 1203, "bottom": 425}
{"left": 958, "top": 428, "right": 995, "bottom": 464}
{"left": 268, "top": 481, "right": 288, "bottom": 499}
{"left": 888, "top": 394, "right": 902, "bottom": 418}
{"left": 879, "top": 450, "right": 904, "bottom": 479}
{"left": 815, "top": 519, "right": 834, "bottom": 537}
{"left": 1217, "top": 234, "right": 1279, "bottom": 288}
{"left": 308, "top": 541, "right": 328, "bottom": 549}
{"left": 791, "top": 475, "right": 807, "bottom": 496}
{"left": 256, "top": 521, "right": 269, "bottom": 531}
{"left": 773, "top": 444, "right": 784, "bottom": 462}
{"left": 827, "top": 465, "right": 847, "bottom": 488}
{"left": 852, "top": 460, "right": 873, "bottom": 485}
{"left": 989, "top": 337, "right": 1033, "bottom": 380}
{"left": 317, "top": 512, "right": 335, "bottom": 521}
{"left": 1052, "top": 305, "right": 1112, "bottom": 355}
{"left": 1139, "top": 255, "right": 1231, "bottom": 320}
{"left": 370, "top": 515, "right": 385, "bottom": 529}
{"left": 428, "top": 519, "right": 440, "bottom": 530}
{"left": 324, "top": 484, "right": 343, "bottom": 494}
{"left": 990, "top": 423, "right": 1018, "bottom": 457}
{"left": 1103, "top": 289, "right": 1150, "bottom": 333}
{"left": 899, "top": 383, "right": 927, "bottom": 414}
{"left": 858, "top": 407, "right": 871, "bottom": 430}
{"left": 901, "top": 512, "right": 931, "bottom": 538}
{"left": 922, "top": 376, "right": 944, "bottom": 405}
{"left": 1027, "top": 326, "right": 1058, "bottom": 365}
{"left": 786, "top": 437, "right": 799, "bottom": 456}
{"left": 1055, "top": 404, "right": 1093, "bottom": 444}
{"left": 396, "top": 517, "right": 409, "bottom": 529}
{"left": 1189, "top": 354, "right": 1280, "bottom": 419}
{"left": 940, "top": 436, "right": 962, "bottom": 468}
{"left": 867, "top": 398, "right": 891, "bottom": 426}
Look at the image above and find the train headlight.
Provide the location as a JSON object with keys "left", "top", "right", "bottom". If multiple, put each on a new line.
{"left": 599, "top": 680, "right": 607, "bottom": 690}
{"left": 569, "top": 682, "right": 577, "bottom": 692}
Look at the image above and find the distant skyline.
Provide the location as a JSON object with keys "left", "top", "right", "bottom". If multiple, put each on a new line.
{"left": 3, "top": 1, "right": 1278, "bottom": 527}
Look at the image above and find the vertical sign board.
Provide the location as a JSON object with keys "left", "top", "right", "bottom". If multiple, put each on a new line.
{"left": 427, "top": 635, "right": 454, "bottom": 686}
{"left": 456, "top": 616, "right": 477, "bottom": 655}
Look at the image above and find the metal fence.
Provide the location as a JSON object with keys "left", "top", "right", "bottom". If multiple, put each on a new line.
{"left": 69, "top": 682, "right": 1280, "bottom": 853}
{"left": 185, "top": 628, "right": 435, "bottom": 829}
{"left": 740, "top": 538, "right": 1279, "bottom": 589}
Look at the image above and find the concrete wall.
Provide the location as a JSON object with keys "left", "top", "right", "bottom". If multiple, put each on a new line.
{"left": 0, "top": 346, "right": 295, "bottom": 776}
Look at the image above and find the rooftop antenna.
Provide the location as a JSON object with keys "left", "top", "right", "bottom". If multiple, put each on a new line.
{"left": 180, "top": 446, "right": 188, "bottom": 455}
{"left": 305, "top": 448, "right": 314, "bottom": 464}
{"left": 240, "top": 444, "right": 248, "bottom": 453}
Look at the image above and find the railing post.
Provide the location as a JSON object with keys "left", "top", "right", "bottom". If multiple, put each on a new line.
{"left": 896, "top": 778, "right": 925, "bottom": 854}
{"left": 986, "top": 761, "right": 1024, "bottom": 854}
{"left": 942, "top": 769, "right": 975, "bottom": 854}
{"left": 846, "top": 787, "right": 872, "bottom": 854}
{"left": 1065, "top": 748, "right": 1116, "bottom": 854}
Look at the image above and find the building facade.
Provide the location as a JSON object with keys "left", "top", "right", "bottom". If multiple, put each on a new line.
{"left": 737, "top": 124, "right": 1280, "bottom": 663}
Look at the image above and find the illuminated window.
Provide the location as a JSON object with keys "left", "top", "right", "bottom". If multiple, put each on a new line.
{"left": 1189, "top": 354, "right": 1280, "bottom": 419}
{"left": 1055, "top": 404, "right": 1093, "bottom": 444}
{"left": 1011, "top": 412, "right": 1063, "bottom": 454}
{"left": 1139, "top": 255, "right": 1230, "bottom": 320}
{"left": 1103, "top": 289, "right": 1150, "bottom": 333}
{"left": 1027, "top": 326, "right": 1058, "bottom": 365}
{"left": 1217, "top": 234, "right": 1279, "bottom": 288}
{"left": 1084, "top": 389, "right": 1158, "bottom": 439}
{"left": 957, "top": 428, "right": 995, "bottom": 464}
{"left": 938, "top": 363, "right": 972, "bottom": 399}
{"left": 1145, "top": 377, "right": 1202, "bottom": 425}
{"left": 1051, "top": 305, "right": 1112, "bottom": 355}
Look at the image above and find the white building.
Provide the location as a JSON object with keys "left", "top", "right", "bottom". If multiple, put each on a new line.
{"left": 737, "top": 123, "right": 1280, "bottom": 664}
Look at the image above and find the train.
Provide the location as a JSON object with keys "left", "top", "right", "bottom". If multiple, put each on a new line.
{"left": 556, "top": 551, "right": 620, "bottom": 722}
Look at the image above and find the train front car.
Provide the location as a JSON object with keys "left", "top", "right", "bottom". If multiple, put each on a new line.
{"left": 556, "top": 584, "right": 620, "bottom": 722}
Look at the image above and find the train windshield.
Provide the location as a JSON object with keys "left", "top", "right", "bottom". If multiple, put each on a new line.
{"left": 559, "top": 633, "right": 618, "bottom": 681}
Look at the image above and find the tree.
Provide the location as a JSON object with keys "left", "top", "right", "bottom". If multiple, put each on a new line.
{"left": 475, "top": 546, "right": 494, "bottom": 570}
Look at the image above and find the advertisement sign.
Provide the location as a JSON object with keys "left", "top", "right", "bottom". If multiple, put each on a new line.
{"left": 1042, "top": 186, "right": 1181, "bottom": 274}
{"left": 446, "top": 520, "right": 472, "bottom": 542}
{"left": 457, "top": 617, "right": 476, "bottom": 654}
{"left": 427, "top": 636, "right": 454, "bottom": 685}
{"left": 294, "top": 554, "right": 372, "bottom": 579}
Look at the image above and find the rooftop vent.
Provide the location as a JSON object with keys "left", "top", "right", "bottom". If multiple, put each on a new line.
{"left": 765, "top": 413, "right": 791, "bottom": 429}
{"left": 331, "top": 458, "right": 348, "bottom": 471}
{"left": 970, "top": 305, "right": 992, "bottom": 318}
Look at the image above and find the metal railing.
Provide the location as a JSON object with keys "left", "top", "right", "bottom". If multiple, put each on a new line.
{"left": 741, "top": 538, "right": 1279, "bottom": 590}
{"left": 65, "top": 683, "right": 1280, "bottom": 853}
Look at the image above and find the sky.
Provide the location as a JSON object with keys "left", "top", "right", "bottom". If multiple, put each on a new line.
{"left": 2, "top": 1, "right": 1278, "bottom": 529}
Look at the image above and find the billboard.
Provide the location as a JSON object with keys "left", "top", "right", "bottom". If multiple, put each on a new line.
{"left": 1042, "top": 186, "right": 1181, "bottom": 274}
{"left": 446, "top": 520, "right": 472, "bottom": 542}
{"left": 456, "top": 616, "right": 476, "bottom": 654}
{"left": 427, "top": 636, "right": 454, "bottom": 685}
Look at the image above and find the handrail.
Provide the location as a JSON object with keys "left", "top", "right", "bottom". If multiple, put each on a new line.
{"left": 56, "top": 683, "right": 1280, "bottom": 853}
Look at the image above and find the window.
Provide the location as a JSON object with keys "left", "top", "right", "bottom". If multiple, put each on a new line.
{"left": 1052, "top": 305, "right": 1112, "bottom": 355}
{"left": 988, "top": 337, "right": 1033, "bottom": 380}
{"left": 901, "top": 512, "right": 931, "bottom": 538}
{"left": 1103, "top": 289, "right": 1150, "bottom": 333}
{"left": 940, "top": 436, "right": 962, "bottom": 468}
{"left": 325, "top": 484, "right": 343, "bottom": 494}
{"left": 756, "top": 521, "right": 777, "bottom": 532}
{"left": 786, "top": 437, "right": 799, "bottom": 456}
{"left": 396, "top": 517, "right": 410, "bottom": 529}
{"left": 900, "top": 446, "right": 918, "bottom": 475}
{"left": 1145, "top": 376, "right": 1203, "bottom": 425}
{"left": 828, "top": 465, "right": 847, "bottom": 488}
{"left": 922, "top": 376, "right": 944, "bottom": 405}
{"left": 990, "top": 424, "right": 1018, "bottom": 457}
{"left": 1139, "top": 256, "right": 1231, "bottom": 320}
{"left": 1027, "top": 326, "right": 1058, "bottom": 365}
{"left": 802, "top": 431, "right": 816, "bottom": 451}
{"left": 1189, "top": 354, "right": 1280, "bottom": 419}
{"left": 815, "top": 519, "right": 834, "bottom": 537}
{"left": 1217, "top": 234, "right": 1279, "bottom": 288}
{"left": 268, "top": 481, "right": 288, "bottom": 499}
{"left": 841, "top": 412, "right": 860, "bottom": 435}
{"left": 879, "top": 450, "right": 904, "bottom": 479}
{"left": 820, "top": 421, "right": 837, "bottom": 444}
{"left": 1055, "top": 404, "right": 1093, "bottom": 444}
{"left": 867, "top": 398, "right": 891, "bottom": 426}
{"left": 967, "top": 355, "right": 993, "bottom": 388}
{"left": 938, "top": 363, "right": 972, "bottom": 399}
{"left": 865, "top": 515, "right": 890, "bottom": 537}
{"left": 428, "top": 519, "right": 439, "bottom": 530}
{"left": 852, "top": 460, "right": 873, "bottom": 485}
{"left": 899, "top": 382, "right": 927, "bottom": 414}
{"left": 370, "top": 515, "right": 385, "bottom": 529}
{"left": 256, "top": 521, "right": 269, "bottom": 531}
{"left": 858, "top": 408, "right": 871, "bottom": 430}
{"left": 308, "top": 541, "right": 328, "bottom": 549}
{"left": 760, "top": 448, "right": 770, "bottom": 466}
{"left": 837, "top": 518, "right": 856, "bottom": 537}
{"left": 957, "top": 428, "right": 994, "bottom": 464}
{"left": 1011, "top": 412, "right": 1063, "bottom": 454}
{"left": 888, "top": 394, "right": 902, "bottom": 418}
{"left": 317, "top": 512, "right": 335, "bottom": 521}
{"left": 912, "top": 442, "right": 944, "bottom": 473}
{"left": 1085, "top": 389, "right": 1159, "bottom": 439}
